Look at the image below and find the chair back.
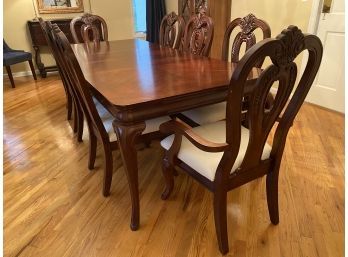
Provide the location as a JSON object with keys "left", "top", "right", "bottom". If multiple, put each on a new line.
{"left": 70, "top": 13, "right": 108, "bottom": 44}
{"left": 50, "top": 23, "right": 109, "bottom": 141}
{"left": 220, "top": 26, "right": 322, "bottom": 179}
{"left": 38, "top": 18, "right": 74, "bottom": 104}
{"left": 159, "top": 12, "right": 185, "bottom": 49}
{"left": 221, "top": 13, "right": 271, "bottom": 66}
{"left": 3, "top": 40, "right": 12, "bottom": 53}
{"left": 182, "top": 10, "right": 214, "bottom": 57}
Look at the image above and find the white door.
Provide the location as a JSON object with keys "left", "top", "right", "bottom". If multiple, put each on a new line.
{"left": 306, "top": 0, "right": 345, "bottom": 113}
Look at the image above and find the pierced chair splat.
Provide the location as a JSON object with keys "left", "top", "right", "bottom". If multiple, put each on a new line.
{"left": 159, "top": 26, "right": 323, "bottom": 254}
{"left": 70, "top": 13, "right": 108, "bottom": 44}
{"left": 159, "top": 12, "right": 185, "bottom": 49}
{"left": 182, "top": 9, "right": 214, "bottom": 57}
{"left": 181, "top": 13, "right": 273, "bottom": 126}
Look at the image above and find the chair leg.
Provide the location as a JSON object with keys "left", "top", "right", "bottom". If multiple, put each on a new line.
{"left": 67, "top": 93, "right": 73, "bottom": 120}
{"left": 266, "top": 171, "right": 280, "bottom": 225}
{"left": 72, "top": 101, "right": 78, "bottom": 133}
{"left": 5, "top": 66, "right": 15, "bottom": 88}
{"left": 213, "top": 190, "right": 229, "bottom": 254}
{"left": 28, "top": 60, "right": 37, "bottom": 80}
{"left": 102, "top": 142, "right": 113, "bottom": 197}
{"left": 88, "top": 130, "right": 97, "bottom": 170}
{"left": 161, "top": 155, "right": 174, "bottom": 200}
{"left": 76, "top": 105, "right": 84, "bottom": 142}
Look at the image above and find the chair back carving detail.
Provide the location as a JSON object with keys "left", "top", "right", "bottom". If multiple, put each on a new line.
{"left": 220, "top": 26, "right": 323, "bottom": 180}
{"left": 222, "top": 13, "right": 271, "bottom": 66}
{"left": 70, "top": 13, "right": 108, "bottom": 44}
{"left": 183, "top": 10, "right": 214, "bottom": 57}
{"left": 159, "top": 12, "right": 185, "bottom": 49}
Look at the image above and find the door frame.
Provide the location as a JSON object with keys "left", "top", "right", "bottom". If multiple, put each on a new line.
{"left": 301, "top": 0, "right": 332, "bottom": 107}
{"left": 306, "top": 0, "right": 324, "bottom": 34}
{"left": 300, "top": 0, "right": 323, "bottom": 76}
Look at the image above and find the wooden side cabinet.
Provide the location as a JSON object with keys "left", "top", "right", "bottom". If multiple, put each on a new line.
{"left": 27, "top": 18, "right": 84, "bottom": 78}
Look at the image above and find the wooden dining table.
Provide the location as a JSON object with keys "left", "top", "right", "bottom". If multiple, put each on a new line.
{"left": 71, "top": 39, "right": 260, "bottom": 231}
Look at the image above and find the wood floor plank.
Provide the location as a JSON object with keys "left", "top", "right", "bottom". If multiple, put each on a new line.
{"left": 3, "top": 76, "right": 344, "bottom": 257}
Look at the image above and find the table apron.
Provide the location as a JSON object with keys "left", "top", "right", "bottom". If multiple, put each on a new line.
{"left": 111, "top": 87, "right": 229, "bottom": 125}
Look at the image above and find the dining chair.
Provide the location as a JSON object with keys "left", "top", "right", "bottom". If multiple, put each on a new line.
{"left": 159, "top": 12, "right": 185, "bottom": 49}
{"left": 159, "top": 26, "right": 323, "bottom": 254}
{"left": 3, "top": 40, "right": 37, "bottom": 88}
{"left": 50, "top": 23, "right": 171, "bottom": 197}
{"left": 181, "top": 13, "right": 272, "bottom": 126}
{"left": 70, "top": 13, "right": 108, "bottom": 44}
{"left": 38, "top": 18, "right": 83, "bottom": 141}
{"left": 182, "top": 9, "right": 214, "bottom": 57}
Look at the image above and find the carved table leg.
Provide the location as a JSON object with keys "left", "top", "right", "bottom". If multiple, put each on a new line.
{"left": 33, "top": 46, "right": 47, "bottom": 78}
{"left": 113, "top": 120, "right": 146, "bottom": 231}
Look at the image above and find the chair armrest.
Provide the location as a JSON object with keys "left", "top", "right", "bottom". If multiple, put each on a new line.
{"left": 160, "top": 119, "right": 229, "bottom": 153}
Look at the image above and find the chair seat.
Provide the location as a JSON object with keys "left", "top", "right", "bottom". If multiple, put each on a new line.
{"left": 161, "top": 120, "right": 271, "bottom": 181}
{"left": 94, "top": 98, "right": 171, "bottom": 142}
{"left": 3, "top": 51, "right": 32, "bottom": 66}
{"left": 181, "top": 102, "right": 226, "bottom": 125}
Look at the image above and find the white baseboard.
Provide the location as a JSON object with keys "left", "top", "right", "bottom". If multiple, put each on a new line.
{"left": 3, "top": 70, "right": 58, "bottom": 78}
{"left": 3, "top": 70, "right": 39, "bottom": 78}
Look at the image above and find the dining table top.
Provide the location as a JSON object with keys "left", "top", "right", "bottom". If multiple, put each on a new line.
{"left": 71, "top": 39, "right": 260, "bottom": 112}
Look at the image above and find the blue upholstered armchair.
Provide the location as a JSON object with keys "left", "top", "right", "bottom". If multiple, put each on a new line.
{"left": 3, "top": 40, "right": 37, "bottom": 88}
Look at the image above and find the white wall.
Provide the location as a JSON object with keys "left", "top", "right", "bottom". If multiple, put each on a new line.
{"left": 231, "top": 0, "right": 313, "bottom": 36}
{"left": 4, "top": 0, "right": 135, "bottom": 73}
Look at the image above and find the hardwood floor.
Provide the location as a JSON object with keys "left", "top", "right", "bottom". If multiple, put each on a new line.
{"left": 4, "top": 75, "right": 344, "bottom": 257}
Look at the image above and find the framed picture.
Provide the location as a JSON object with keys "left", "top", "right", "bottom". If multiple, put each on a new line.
{"left": 36, "top": 0, "right": 84, "bottom": 14}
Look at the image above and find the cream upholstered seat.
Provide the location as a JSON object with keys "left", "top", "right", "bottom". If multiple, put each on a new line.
{"left": 161, "top": 120, "right": 271, "bottom": 181}
{"left": 94, "top": 98, "right": 171, "bottom": 142}
{"left": 181, "top": 102, "right": 226, "bottom": 125}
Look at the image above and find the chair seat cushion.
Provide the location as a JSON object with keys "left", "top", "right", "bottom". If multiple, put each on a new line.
{"left": 160, "top": 120, "right": 271, "bottom": 181}
{"left": 3, "top": 51, "right": 32, "bottom": 66}
{"left": 94, "top": 98, "right": 171, "bottom": 142}
{"left": 181, "top": 102, "right": 226, "bottom": 125}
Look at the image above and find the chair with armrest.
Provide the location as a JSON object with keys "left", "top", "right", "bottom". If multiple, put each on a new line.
{"left": 50, "top": 23, "right": 171, "bottom": 197}
{"left": 3, "top": 40, "right": 37, "bottom": 88}
{"left": 38, "top": 18, "right": 83, "bottom": 141}
{"left": 70, "top": 13, "right": 108, "bottom": 44}
{"left": 181, "top": 13, "right": 273, "bottom": 126}
{"left": 159, "top": 26, "right": 323, "bottom": 254}
{"left": 159, "top": 12, "right": 185, "bottom": 49}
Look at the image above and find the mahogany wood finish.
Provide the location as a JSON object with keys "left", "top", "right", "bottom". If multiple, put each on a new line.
{"left": 50, "top": 23, "right": 117, "bottom": 197}
{"left": 179, "top": 0, "right": 207, "bottom": 22}
{"left": 50, "top": 24, "right": 170, "bottom": 200}
{"left": 71, "top": 38, "right": 261, "bottom": 230}
{"left": 4, "top": 75, "right": 344, "bottom": 257}
{"left": 159, "top": 26, "right": 323, "bottom": 254}
{"left": 221, "top": 13, "right": 273, "bottom": 112}
{"left": 178, "top": 0, "right": 231, "bottom": 59}
{"left": 182, "top": 10, "right": 214, "bottom": 57}
{"left": 221, "top": 13, "right": 271, "bottom": 64}
{"left": 38, "top": 18, "right": 82, "bottom": 139}
{"left": 70, "top": 13, "right": 108, "bottom": 44}
{"left": 159, "top": 12, "right": 185, "bottom": 49}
